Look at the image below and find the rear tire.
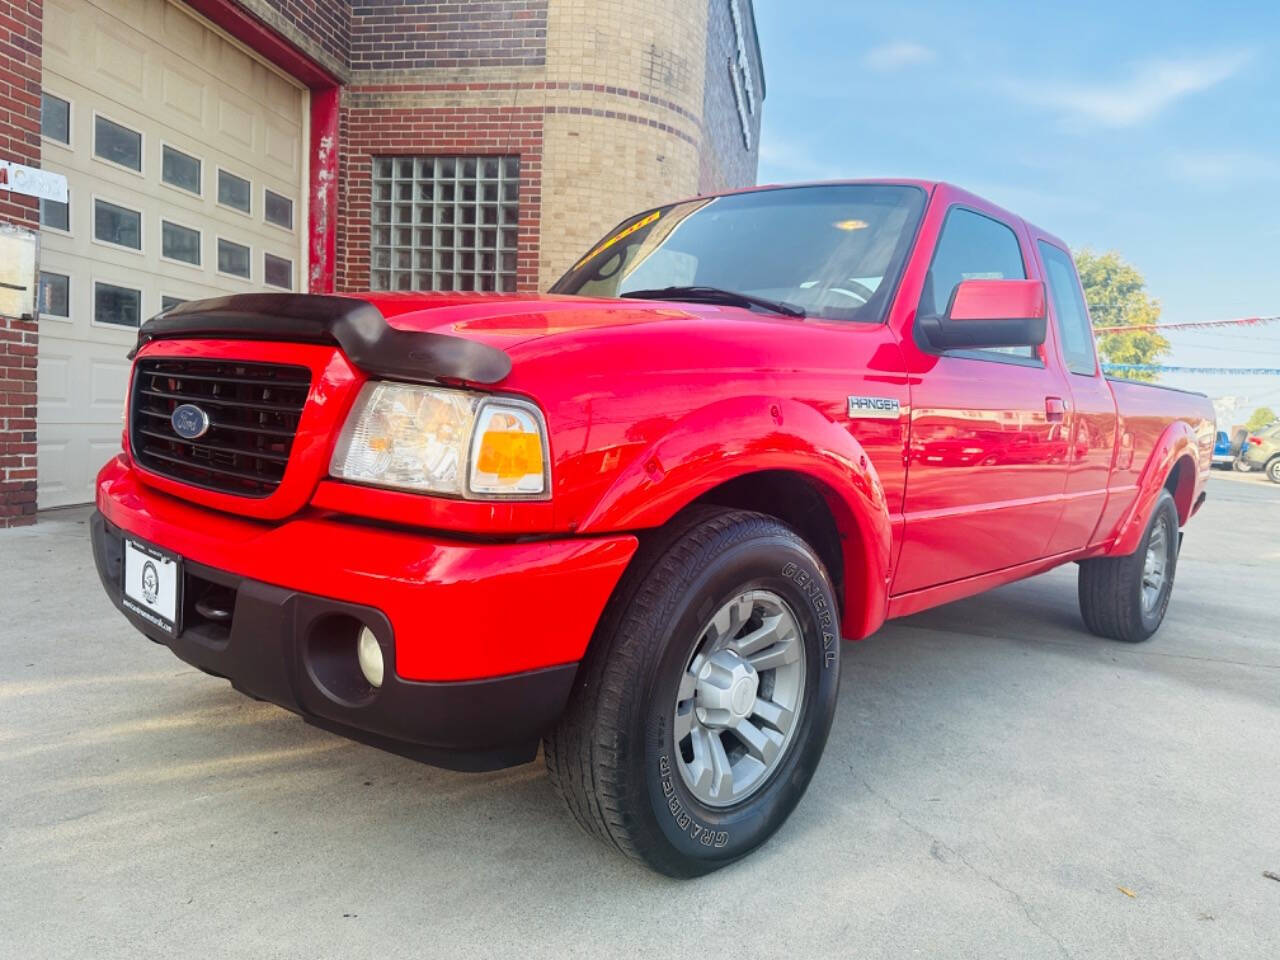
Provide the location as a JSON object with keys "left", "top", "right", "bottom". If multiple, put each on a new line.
{"left": 1078, "top": 489, "right": 1179, "bottom": 642}
{"left": 544, "top": 507, "right": 841, "bottom": 877}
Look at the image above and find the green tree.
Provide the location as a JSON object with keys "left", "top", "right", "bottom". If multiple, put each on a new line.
{"left": 1073, "top": 249, "right": 1170, "bottom": 383}
{"left": 1246, "top": 406, "right": 1276, "bottom": 431}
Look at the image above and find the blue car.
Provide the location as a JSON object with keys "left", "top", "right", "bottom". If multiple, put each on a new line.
{"left": 1212, "top": 430, "right": 1234, "bottom": 468}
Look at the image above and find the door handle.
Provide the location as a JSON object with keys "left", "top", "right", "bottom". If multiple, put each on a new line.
{"left": 1045, "top": 397, "right": 1067, "bottom": 422}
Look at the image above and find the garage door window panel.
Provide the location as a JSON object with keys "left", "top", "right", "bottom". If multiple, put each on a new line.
{"left": 264, "top": 190, "right": 293, "bottom": 230}
{"left": 94, "top": 114, "right": 143, "bottom": 174}
{"left": 162, "top": 145, "right": 203, "bottom": 197}
{"left": 42, "top": 92, "right": 71, "bottom": 147}
{"left": 217, "top": 238, "right": 252, "bottom": 279}
{"left": 162, "top": 220, "right": 202, "bottom": 267}
{"left": 39, "top": 272, "right": 71, "bottom": 320}
{"left": 94, "top": 282, "right": 142, "bottom": 328}
{"left": 218, "top": 169, "right": 252, "bottom": 215}
{"left": 93, "top": 198, "right": 143, "bottom": 252}
{"left": 41, "top": 191, "right": 71, "bottom": 234}
{"left": 264, "top": 253, "right": 292, "bottom": 289}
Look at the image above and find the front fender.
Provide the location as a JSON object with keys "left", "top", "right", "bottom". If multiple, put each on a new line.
{"left": 1106, "top": 419, "right": 1199, "bottom": 556}
{"left": 576, "top": 396, "right": 894, "bottom": 638}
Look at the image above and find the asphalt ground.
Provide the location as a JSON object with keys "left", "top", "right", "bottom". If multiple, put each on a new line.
{"left": 2, "top": 470, "right": 1277, "bottom": 959}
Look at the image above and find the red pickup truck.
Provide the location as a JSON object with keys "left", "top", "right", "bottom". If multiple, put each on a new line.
{"left": 92, "top": 180, "right": 1213, "bottom": 876}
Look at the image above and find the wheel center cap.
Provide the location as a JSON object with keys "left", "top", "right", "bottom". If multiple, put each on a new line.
{"left": 694, "top": 650, "right": 759, "bottom": 728}
{"left": 730, "top": 676, "right": 756, "bottom": 717}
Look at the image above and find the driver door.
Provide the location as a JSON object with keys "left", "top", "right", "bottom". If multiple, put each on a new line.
{"left": 894, "top": 204, "right": 1071, "bottom": 594}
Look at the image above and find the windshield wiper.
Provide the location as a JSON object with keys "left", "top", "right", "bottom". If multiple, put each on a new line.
{"left": 619, "top": 285, "right": 806, "bottom": 318}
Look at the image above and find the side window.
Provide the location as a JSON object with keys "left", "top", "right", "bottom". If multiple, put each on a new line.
{"left": 923, "top": 207, "right": 1032, "bottom": 359}
{"left": 1039, "top": 241, "right": 1097, "bottom": 375}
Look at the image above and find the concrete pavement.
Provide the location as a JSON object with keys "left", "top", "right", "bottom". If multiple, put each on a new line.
{"left": 2, "top": 472, "right": 1277, "bottom": 959}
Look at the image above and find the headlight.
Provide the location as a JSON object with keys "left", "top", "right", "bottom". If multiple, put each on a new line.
{"left": 330, "top": 382, "right": 549, "bottom": 498}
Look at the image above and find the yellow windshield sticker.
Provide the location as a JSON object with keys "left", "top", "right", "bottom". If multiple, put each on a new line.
{"left": 574, "top": 210, "right": 661, "bottom": 270}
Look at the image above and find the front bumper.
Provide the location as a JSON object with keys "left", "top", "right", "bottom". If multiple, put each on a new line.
{"left": 93, "top": 456, "right": 638, "bottom": 770}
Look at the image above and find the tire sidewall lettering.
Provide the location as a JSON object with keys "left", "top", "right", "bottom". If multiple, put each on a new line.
{"left": 642, "top": 536, "right": 841, "bottom": 863}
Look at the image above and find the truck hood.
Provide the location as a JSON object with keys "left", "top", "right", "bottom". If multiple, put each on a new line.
{"left": 363, "top": 291, "right": 734, "bottom": 353}
{"left": 359, "top": 291, "right": 820, "bottom": 377}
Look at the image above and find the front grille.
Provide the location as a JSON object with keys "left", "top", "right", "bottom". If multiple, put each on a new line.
{"left": 131, "top": 357, "right": 312, "bottom": 497}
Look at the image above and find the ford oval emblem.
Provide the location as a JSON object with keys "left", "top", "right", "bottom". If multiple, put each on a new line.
{"left": 171, "top": 403, "right": 211, "bottom": 440}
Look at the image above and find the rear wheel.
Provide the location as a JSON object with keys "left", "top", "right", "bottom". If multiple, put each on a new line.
{"left": 1078, "top": 489, "right": 1179, "bottom": 642}
{"left": 544, "top": 507, "right": 841, "bottom": 877}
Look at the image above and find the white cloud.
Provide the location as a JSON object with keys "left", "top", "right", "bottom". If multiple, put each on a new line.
{"left": 1024, "top": 51, "right": 1252, "bottom": 127}
{"left": 862, "top": 42, "right": 935, "bottom": 72}
{"left": 1167, "top": 150, "right": 1278, "bottom": 186}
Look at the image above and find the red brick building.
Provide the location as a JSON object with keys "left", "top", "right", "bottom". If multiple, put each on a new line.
{"left": 0, "top": 0, "right": 764, "bottom": 523}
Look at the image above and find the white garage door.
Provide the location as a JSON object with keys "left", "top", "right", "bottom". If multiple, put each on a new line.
{"left": 37, "top": 0, "right": 308, "bottom": 507}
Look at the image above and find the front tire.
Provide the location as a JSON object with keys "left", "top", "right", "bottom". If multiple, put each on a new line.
{"left": 1267, "top": 458, "right": 1280, "bottom": 484}
{"left": 544, "top": 507, "right": 841, "bottom": 877}
{"left": 1078, "top": 489, "right": 1180, "bottom": 642}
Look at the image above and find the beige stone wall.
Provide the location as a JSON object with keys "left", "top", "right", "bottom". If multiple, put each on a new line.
{"left": 539, "top": 112, "right": 702, "bottom": 284}
{"left": 538, "top": 0, "right": 712, "bottom": 285}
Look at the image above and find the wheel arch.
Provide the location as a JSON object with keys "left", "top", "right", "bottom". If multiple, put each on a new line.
{"left": 1107, "top": 419, "right": 1201, "bottom": 555}
{"left": 575, "top": 396, "right": 894, "bottom": 640}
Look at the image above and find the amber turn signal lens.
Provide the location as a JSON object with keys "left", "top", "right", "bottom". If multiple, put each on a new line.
{"left": 476, "top": 429, "right": 543, "bottom": 480}
{"left": 468, "top": 401, "right": 548, "bottom": 496}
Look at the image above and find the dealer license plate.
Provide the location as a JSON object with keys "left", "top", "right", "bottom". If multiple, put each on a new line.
{"left": 121, "top": 538, "right": 183, "bottom": 637}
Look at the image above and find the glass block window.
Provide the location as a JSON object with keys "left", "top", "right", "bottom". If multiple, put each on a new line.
{"left": 218, "top": 169, "right": 251, "bottom": 213}
{"left": 264, "top": 189, "right": 293, "bottom": 229}
{"left": 39, "top": 272, "right": 70, "bottom": 317}
{"left": 263, "top": 253, "right": 292, "bottom": 289}
{"left": 94, "top": 199, "right": 141, "bottom": 249}
{"left": 217, "top": 238, "right": 251, "bottom": 278}
{"left": 94, "top": 282, "right": 141, "bottom": 327}
{"left": 163, "top": 145, "right": 201, "bottom": 195}
{"left": 42, "top": 93, "right": 70, "bottom": 144}
{"left": 370, "top": 155, "right": 520, "bottom": 292}
{"left": 162, "top": 221, "right": 201, "bottom": 265}
{"left": 94, "top": 115, "right": 142, "bottom": 171}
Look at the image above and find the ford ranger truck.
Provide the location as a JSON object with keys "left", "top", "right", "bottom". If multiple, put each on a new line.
{"left": 91, "top": 181, "right": 1214, "bottom": 877}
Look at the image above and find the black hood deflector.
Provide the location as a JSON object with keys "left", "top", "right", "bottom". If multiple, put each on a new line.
{"left": 132, "top": 293, "right": 513, "bottom": 385}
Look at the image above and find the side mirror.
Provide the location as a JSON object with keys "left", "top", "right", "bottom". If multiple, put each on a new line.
{"left": 918, "top": 279, "right": 1047, "bottom": 352}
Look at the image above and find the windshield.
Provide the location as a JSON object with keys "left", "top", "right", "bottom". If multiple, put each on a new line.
{"left": 551, "top": 184, "right": 927, "bottom": 323}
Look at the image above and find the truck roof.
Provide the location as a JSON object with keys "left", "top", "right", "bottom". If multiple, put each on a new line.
{"left": 690, "top": 179, "right": 1069, "bottom": 256}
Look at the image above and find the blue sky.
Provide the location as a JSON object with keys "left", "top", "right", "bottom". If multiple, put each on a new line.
{"left": 754, "top": 0, "right": 1280, "bottom": 420}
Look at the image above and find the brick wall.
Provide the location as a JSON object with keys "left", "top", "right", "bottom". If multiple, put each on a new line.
{"left": 336, "top": 2, "right": 550, "bottom": 294}
{"left": 337, "top": 89, "right": 544, "bottom": 292}
{"left": 233, "top": 0, "right": 351, "bottom": 77}
{"left": 0, "top": 0, "right": 41, "bottom": 526}
{"left": 699, "top": 0, "right": 763, "bottom": 193}
{"left": 349, "top": 0, "right": 548, "bottom": 72}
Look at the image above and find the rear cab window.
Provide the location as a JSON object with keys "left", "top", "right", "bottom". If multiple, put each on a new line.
{"left": 1038, "top": 241, "right": 1097, "bottom": 375}
{"left": 922, "top": 207, "right": 1035, "bottom": 362}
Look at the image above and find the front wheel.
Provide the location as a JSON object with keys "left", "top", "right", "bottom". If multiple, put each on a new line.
{"left": 1267, "top": 458, "right": 1280, "bottom": 484}
{"left": 544, "top": 507, "right": 841, "bottom": 877}
{"left": 1078, "top": 489, "right": 1180, "bottom": 642}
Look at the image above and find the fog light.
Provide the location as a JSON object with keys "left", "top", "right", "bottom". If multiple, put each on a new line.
{"left": 357, "top": 627, "right": 384, "bottom": 688}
